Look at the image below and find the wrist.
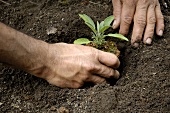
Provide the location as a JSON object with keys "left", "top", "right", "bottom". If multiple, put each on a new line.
{"left": 0, "top": 23, "right": 49, "bottom": 77}
{"left": 21, "top": 39, "right": 50, "bottom": 78}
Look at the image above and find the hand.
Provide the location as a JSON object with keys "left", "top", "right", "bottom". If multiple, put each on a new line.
{"left": 30, "top": 43, "right": 120, "bottom": 88}
{"left": 112, "top": 0, "right": 164, "bottom": 47}
{"left": 0, "top": 23, "right": 120, "bottom": 88}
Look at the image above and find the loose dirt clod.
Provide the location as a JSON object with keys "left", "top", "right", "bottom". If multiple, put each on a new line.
{"left": 46, "top": 27, "right": 57, "bottom": 35}
{"left": 57, "top": 107, "right": 69, "bottom": 113}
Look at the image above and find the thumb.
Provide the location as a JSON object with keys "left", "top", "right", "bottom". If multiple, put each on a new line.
{"left": 98, "top": 50, "right": 120, "bottom": 69}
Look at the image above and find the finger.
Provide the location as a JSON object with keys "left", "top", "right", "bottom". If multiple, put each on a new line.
{"left": 143, "top": 3, "right": 156, "bottom": 45}
{"left": 112, "top": 0, "right": 122, "bottom": 29}
{"left": 131, "top": 1, "right": 148, "bottom": 47}
{"left": 85, "top": 75, "right": 106, "bottom": 84}
{"left": 98, "top": 50, "right": 120, "bottom": 69}
{"left": 47, "top": 77, "right": 83, "bottom": 88}
{"left": 155, "top": 1, "right": 164, "bottom": 36}
{"left": 90, "top": 64, "right": 120, "bottom": 79}
{"left": 119, "top": 0, "right": 135, "bottom": 35}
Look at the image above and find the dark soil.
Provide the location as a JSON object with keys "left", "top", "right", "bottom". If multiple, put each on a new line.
{"left": 0, "top": 0, "right": 170, "bottom": 112}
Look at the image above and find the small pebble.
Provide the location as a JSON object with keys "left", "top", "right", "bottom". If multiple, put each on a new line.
{"left": 50, "top": 106, "right": 57, "bottom": 111}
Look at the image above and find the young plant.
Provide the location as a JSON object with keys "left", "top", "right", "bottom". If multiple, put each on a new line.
{"left": 74, "top": 14, "right": 128, "bottom": 48}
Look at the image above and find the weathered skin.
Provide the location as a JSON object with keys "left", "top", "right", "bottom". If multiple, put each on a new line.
{"left": 0, "top": 22, "right": 120, "bottom": 88}
{"left": 112, "top": 0, "right": 164, "bottom": 47}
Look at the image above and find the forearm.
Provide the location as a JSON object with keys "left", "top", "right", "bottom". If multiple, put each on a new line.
{"left": 0, "top": 23, "right": 121, "bottom": 88}
{"left": 0, "top": 22, "right": 48, "bottom": 72}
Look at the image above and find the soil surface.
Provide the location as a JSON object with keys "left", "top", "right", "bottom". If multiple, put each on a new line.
{"left": 0, "top": 0, "right": 170, "bottom": 112}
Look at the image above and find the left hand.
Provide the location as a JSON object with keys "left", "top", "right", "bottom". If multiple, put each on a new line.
{"left": 112, "top": 0, "right": 164, "bottom": 47}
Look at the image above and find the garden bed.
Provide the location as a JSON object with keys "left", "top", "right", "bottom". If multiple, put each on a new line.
{"left": 0, "top": 0, "right": 170, "bottom": 112}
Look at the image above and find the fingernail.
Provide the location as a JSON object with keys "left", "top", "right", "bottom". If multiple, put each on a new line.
{"left": 158, "top": 30, "right": 163, "bottom": 36}
{"left": 146, "top": 38, "right": 152, "bottom": 45}
{"left": 133, "top": 42, "right": 139, "bottom": 48}
{"left": 113, "top": 20, "right": 117, "bottom": 29}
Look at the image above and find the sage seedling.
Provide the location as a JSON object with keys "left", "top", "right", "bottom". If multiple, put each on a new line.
{"left": 74, "top": 14, "right": 128, "bottom": 47}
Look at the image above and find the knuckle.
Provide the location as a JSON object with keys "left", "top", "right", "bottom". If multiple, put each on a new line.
{"left": 149, "top": 1, "right": 156, "bottom": 8}
{"left": 148, "top": 17, "right": 156, "bottom": 24}
{"left": 98, "top": 67, "right": 105, "bottom": 75}
{"left": 122, "top": 16, "right": 133, "bottom": 25}
{"left": 136, "top": 17, "right": 146, "bottom": 27}
{"left": 107, "top": 68, "right": 115, "bottom": 77}
{"left": 124, "top": 0, "right": 136, "bottom": 7}
{"left": 85, "top": 64, "right": 98, "bottom": 72}
{"left": 140, "top": 0, "right": 149, "bottom": 5}
{"left": 139, "top": 5, "right": 147, "bottom": 10}
{"left": 90, "top": 47, "right": 98, "bottom": 57}
{"left": 156, "top": 3, "right": 161, "bottom": 8}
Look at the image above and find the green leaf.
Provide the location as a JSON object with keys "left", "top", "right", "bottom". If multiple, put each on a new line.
{"left": 99, "top": 21, "right": 104, "bottom": 31}
{"left": 85, "top": 22, "right": 97, "bottom": 34}
{"left": 100, "top": 26, "right": 111, "bottom": 33}
{"left": 79, "top": 14, "right": 96, "bottom": 30}
{"left": 74, "top": 38, "right": 92, "bottom": 45}
{"left": 97, "top": 21, "right": 100, "bottom": 33}
{"left": 104, "top": 15, "right": 114, "bottom": 26}
{"left": 107, "top": 33, "right": 129, "bottom": 41}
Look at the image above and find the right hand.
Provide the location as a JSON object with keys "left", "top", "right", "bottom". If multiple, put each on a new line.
{"left": 112, "top": 0, "right": 164, "bottom": 47}
{"left": 30, "top": 43, "right": 120, "bottom": 88}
